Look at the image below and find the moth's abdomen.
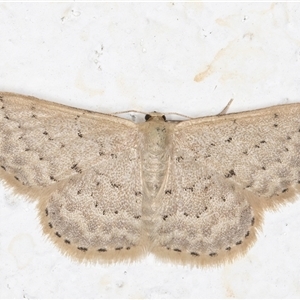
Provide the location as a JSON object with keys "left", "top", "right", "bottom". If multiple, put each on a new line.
{"left": 138, "top": 120, "right": 174, "bottom": 225}
{"left": 141, "top": 122, "right": 169, "bottom": 202}
{"left": 142, "top": 144, "right": 169, "bottom": 200}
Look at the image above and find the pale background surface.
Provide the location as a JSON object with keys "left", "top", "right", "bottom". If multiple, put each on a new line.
{"left": 1, "top": 2, "right": 300, "bottom": 298}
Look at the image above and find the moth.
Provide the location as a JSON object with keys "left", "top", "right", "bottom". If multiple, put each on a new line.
{"left": 0, "top": 92, "right": 299, "bottom": 266}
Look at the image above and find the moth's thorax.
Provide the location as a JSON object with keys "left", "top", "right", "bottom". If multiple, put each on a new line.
{"left": 138, "top": 115, "right": 175, "bottom": 209}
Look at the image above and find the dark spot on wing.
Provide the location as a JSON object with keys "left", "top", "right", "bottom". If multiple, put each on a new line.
{"left": 97, "top": 248, "right": 107, "bottom": 252}
{"left": 225, "top": 169, "right": 235, "bottom": 178}
{"left": 71, "top": 163, "right": 82, "bottom": 173}
{"left": 184, "top": 187, "right": 193, "bottom": 192}
{"left": 111, "top": 182, "right": 121, "bottom": 189}
{"left": 77, "top": 247, "right": 88, "bottom": 252}
{"left": 176, "top": 156, "right": 184, "bottom": 162}
{"left": 50, "top": 176, "right": 57, "bottom": 182}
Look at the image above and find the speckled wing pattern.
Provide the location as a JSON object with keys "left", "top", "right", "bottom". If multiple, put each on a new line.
{"left": 0, "top": 92, "right": 299, "bottom": 266}
{"left": 0, "top": 92, "right": 144, "bottom": 262}
{"left": 152, "top": 105, "right": 300, "bottom": 265}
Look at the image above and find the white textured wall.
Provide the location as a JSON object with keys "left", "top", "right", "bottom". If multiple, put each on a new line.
{"left": 1, "top": 2, "right": 300, "bottom": 298}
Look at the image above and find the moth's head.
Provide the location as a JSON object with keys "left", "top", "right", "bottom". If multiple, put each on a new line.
{"left": 145, "top": 112, "right": 167, "bottom": 122}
